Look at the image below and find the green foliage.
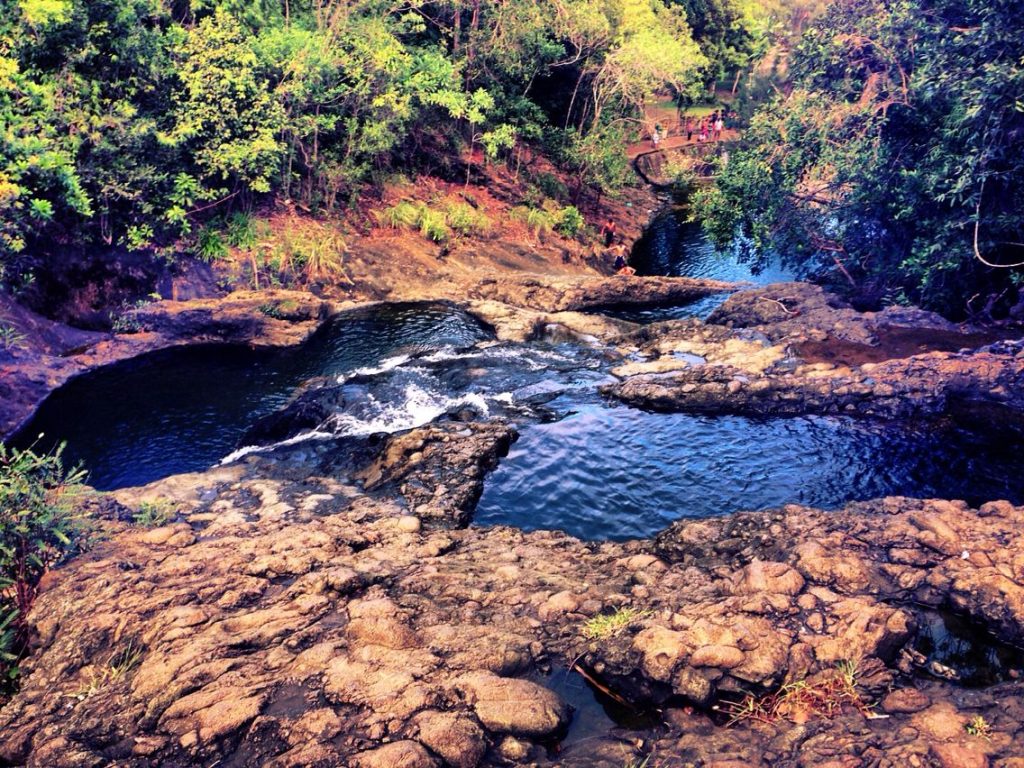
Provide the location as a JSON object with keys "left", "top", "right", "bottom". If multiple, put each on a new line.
{"left": 443, "top": 201, "right": 492, "bottom": 237}
{"left": 0, "top": 323, "right": 27, "bottom": 352}
{"left": 379, "top": 199, "right": 491, "bottom": 241}
{"left": 0, "top": 442, "right": 87, "bottom": 688}
{"left": 965, "top": 714, "right": 992, "bottom": 740}
{"left": 581, "top": 607, "right": 650, "bottom": 639}
{"left": 0, "top": 0, "right": 722, "bottom": 263}
{"left": 224, "top": 212, "right": 263, "bottom": 250}
{"left": 512, "top": 202, "right": 589, "bottom": 240}
{"left": 70, "top": 638, "right": 144, "bottom": 700}
{"left": 301, "top": 232, "right": 346, "bottom": 282}
{"left": 379, "top": 202, "right": 423, "bottom": 230}
{"left": 696, "top": 0, "right": 1024, "bottom": 314}
{"left": 554, "top": 205, "right": 585, "bottom": 238}
{"left": 193, "top": 225, "right": 228, "bottom": 262}
{"left": 418, "top": 208, "right": 450, "bottom": 243}
{"left": 110, "top": 298, "right": 152, "bottom": 333}
{"left": 512, "top": 205, "right": 555, "bottom": 239}
{"left": 131, "top": 500, "right": 175, "bottom": 528}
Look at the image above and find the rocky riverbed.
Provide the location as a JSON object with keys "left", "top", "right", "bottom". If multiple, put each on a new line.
{"left": 3, "top": 262, "right": 1024, "bottom": 767}
{"left": 1, "top": 417, "right": 1023, "bottom": 767}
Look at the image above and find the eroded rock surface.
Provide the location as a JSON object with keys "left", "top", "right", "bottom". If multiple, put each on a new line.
{"left": 606, "top": 283, "right": 1024, "bottom": 421}
{"left": 2, "top": 420, "right": 1023, "bottom": 767}
{"left": 470, "top": 273, "right": 739, "bottom": 313}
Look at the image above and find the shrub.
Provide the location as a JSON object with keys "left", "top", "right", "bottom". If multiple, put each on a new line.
{"left": 418, "top": 208, "right": 450, "bottom": 243}
{"left": 1, "top": 443, "right": 87, "bottom": 690}
{"left": 444, "top": 201, "right": 492, "bottom": 236}
{"left": 581, "top": 607, "right": 650, "bottom": 639}
{"left": 554, "top": 205, "right": 585, "bottom": 238}
{"left": 511, "top": 205, "right": 555, "bottom": 239}
{"left": 224, "top": 212, "right": 264, "bottom": 250}
{"left": 132, "top": 500, "right": 176, "bottom": 528}
{"left": 303, "top": 232, "right": 346, "bottom": 281}
{"left": 194, "top": 225, "right": 228, "bottom": 262}
{"left": 0, "top": 323, "right": 27, "bottom": 352}
{"left": 533, "top": 171, "right": 569, "bottom": 202}
{"left": 378, "top": 201, "right": 422, "bottom": 229}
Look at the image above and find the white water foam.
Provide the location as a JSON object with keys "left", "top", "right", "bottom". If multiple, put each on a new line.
{"left": 336, "top": 354, "right": 413, "bottom": 383}
{"left": 220, "top": 428, "right": 337, "bottom": 465}
{"left": 326, "top": 384, "right": 491, "bottom": 437}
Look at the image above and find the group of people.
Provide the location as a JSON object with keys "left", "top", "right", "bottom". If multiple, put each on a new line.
{"left": 599, "top": 218, "right": 636, "bottom": 275}
{"left": 683, "top": 110, "right": 726, "bottom": 143}
{"left": 650, "top": 110, "right": 727, "bottom": 148}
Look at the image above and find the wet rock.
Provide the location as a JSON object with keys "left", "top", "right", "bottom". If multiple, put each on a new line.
{"left": 4, "top": 418, "right": 1024, "bottom": 767}
{"left": 471, "top": 273, "right": 739, "bottom": 313}
{"left": 454, "top": 672, "right": 569, "bottom": 737}
{"left": 882, "top": 688, "right": 932, "bottom": 714}
{"left": 606, "top": 283, "right": 1024, "bottom": 422}
{"left": 352, "top": 740, "right": 439, "bottom": 768}
{"left": 412, "top": 710, "right": 487, "bottom": 768}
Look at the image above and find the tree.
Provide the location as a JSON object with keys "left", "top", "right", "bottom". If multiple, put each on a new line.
{"left": 695, "top": 0, "right": 1024, "bottom": 315}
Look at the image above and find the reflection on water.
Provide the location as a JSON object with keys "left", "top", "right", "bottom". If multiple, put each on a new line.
{"left": 475, "top": 405, "right": 1024, "bottom": 540}
{"left": 614, "top": 209, "right": 794, "bottom": 322}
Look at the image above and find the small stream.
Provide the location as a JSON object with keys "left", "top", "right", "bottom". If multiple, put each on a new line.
{"left": 612, "top": 208, "right": 795, "bottom": 321}
{"left": 16, "top": 212, "right": 1024, "bottom": 540}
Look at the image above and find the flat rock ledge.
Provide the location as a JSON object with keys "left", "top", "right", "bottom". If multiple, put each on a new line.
{"left": 605, "top": 282, "right": 1024, "bottom": 421}
{"left": 469, "top": 273, "right": 739, "bottom": 313}
{"left": 1, "top": 419, "right": 1023, "bottom": 767}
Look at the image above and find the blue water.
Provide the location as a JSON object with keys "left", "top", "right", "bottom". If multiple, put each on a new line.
{"left": 17, "top": 303, "right": 497, "bottom": 490}
{"left": 474, "top": 405, "right": 1023, "bottom": 540}
{"left": 612, "top": 210, "right": 794, "bottom": 321}
{"left": 15, "top": 247, "right": 1024, "bottom": 539}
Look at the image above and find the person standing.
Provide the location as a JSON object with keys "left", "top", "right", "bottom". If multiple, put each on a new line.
{"left": 686, "top": 117, "right": 693, "bottom": 142}
{"left": 600, "top": 217, "right": 617, "bottom": 248}
{"left": 714, "top": 113, "right": 724, "bottom": 141}
{"left": 651, "top": 125, "right": 661, "bottom": 149}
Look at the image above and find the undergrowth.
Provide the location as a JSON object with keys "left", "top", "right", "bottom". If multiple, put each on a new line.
{"left": 1, "top": 443, "right": 88, "bottom": 694}
{"left": 582, "top": 607, "right": 651, "bottom": 640}
{"left": 69, "top": 639, "right": 144, "bottom": 701}
{"left": 132, "top": 500, "right": 177, "bottom": 528}
{"left": 377, "top": 197, "right": 492, "bottom": 242}
{"left": 717, "top": 660, "right": 875, "bottom": 726}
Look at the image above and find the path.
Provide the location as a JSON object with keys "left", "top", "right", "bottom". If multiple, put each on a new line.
{"left": 626, "top": 128, "right": 740, "bottom": 160}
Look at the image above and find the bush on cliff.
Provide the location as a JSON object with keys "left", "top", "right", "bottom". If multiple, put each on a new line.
{"left": 0, "top": 442, "right": 87, "bottom": 690}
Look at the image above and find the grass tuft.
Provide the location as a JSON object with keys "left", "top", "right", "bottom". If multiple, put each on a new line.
{"left": 132, "top": 500, "right": 177, "bottom": 528}
{"left": 717, "top": 659, "right": 878, "bottom": 726}
{"left": 965, "top": 714, "right": 992, "bottom": 740}
{"left": 582, "top": 607, "right": 650, "bottom": 640}
{"left": 70, "top": 640, "right": 144, "bottom": 701}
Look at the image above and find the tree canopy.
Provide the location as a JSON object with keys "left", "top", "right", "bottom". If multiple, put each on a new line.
{"left": 696, "top": 0, "right": 1024, "bottom": 314}
{"left": 1, "top": 0, "right": 762, "bottom": 274}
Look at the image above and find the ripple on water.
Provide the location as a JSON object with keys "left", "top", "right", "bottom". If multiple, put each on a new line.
{"left": 475, "top": 405, "right": 1024, "bottom": 541}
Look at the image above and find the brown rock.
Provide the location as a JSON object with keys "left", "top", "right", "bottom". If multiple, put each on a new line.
{"left": 881, "top": 688, "right": 931, "bottom": 714}
{"left": 634, "top": 626, "right": 688, "bottom": 682}
{"left": 736, "top": 561, "right": 805, "bottom": 596}
{"left": 413, "top": 710, "right": 487, "bottom": 768}
{"left": 351, "top": 740, "right": 438, "bottom": 768}
{"left": 689, "top": 644, "right": 745, "bottom": 669}
{"left": 456, "top": 672, "right": 569, "bottom": 737}
{"left": 913, "top": 703, "right": 968, "bottom": 741}
{"left": 930, "top": 743, "right": 989, "bottom": 768}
